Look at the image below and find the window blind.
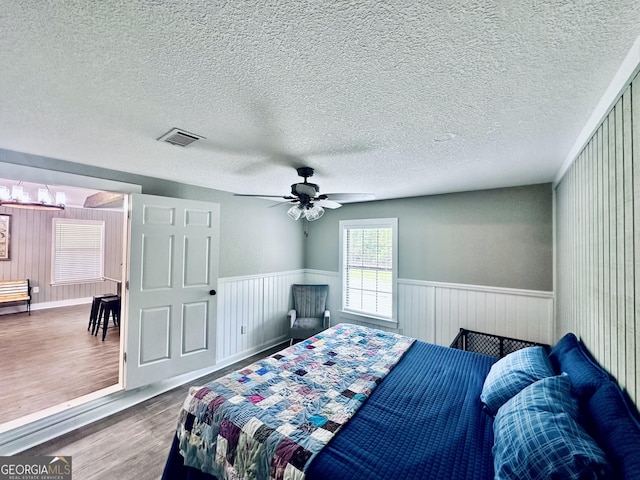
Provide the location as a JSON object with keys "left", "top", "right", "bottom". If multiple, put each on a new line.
{"left": 52, "top": 219, "right": 105, "bottom": 284}
{"left": 344, "top": 226, "right": 393, "bottom": 318}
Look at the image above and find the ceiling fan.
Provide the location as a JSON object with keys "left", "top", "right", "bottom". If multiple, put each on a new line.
{"left": 234, "top": 167, "right": 375, "bottom": 221}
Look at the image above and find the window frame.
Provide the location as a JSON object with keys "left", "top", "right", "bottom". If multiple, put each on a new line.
{"left": 51, "top": 218, "right": 106, "bottom": 285}
{"left": 339, "top": 217, "right": 398, "bottom": 325}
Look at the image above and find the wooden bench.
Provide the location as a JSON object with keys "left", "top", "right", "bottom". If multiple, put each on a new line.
{"left": 0, "top": 279, "right": 31, "bottom": 315}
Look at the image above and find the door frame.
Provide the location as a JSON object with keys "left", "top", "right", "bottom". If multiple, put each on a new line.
{"left": 0, "top": 160, "right": 141, "bottom": 408}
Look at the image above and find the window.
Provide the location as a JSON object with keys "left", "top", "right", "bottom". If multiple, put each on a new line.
{"left": 340, "top": 218, "right": 398, "bottom": 322}
{"left": 52, "top": 218, "right": 105, "bottom": 285}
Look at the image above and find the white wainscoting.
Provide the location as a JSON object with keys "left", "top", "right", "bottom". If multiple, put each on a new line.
{"left": 216, "top": 270, "right": 305, "bottom": 362}
{"left": 305, "top": 269, "right": 554, "bottom": 346}
{"left": 216, "top": 269, "right": 554, "bottom": 363}
{"left": 407, "top": 280, "right": 554, "bottom": 346}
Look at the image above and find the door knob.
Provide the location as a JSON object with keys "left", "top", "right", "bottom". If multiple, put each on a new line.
{"left": 209, "top": 289, "right": 217, "bottom": 296}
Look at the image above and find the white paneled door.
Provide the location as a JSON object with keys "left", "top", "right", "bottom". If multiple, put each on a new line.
{"left": 125, "top": 194, "right": 220, "bottom": 389}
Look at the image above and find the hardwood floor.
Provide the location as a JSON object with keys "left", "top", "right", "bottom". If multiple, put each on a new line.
{"left": 23, "top": 344, "right": 285, "bottom": 480}
{"left": 0, "top": 304, "right": 119, "bottom": 425}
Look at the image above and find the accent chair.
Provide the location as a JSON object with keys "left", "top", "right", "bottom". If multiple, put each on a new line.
{"left": 288, "top": 284, "right": 330, "bottom": 344}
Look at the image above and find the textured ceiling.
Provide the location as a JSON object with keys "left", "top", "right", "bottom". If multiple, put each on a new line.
{"left": 1, "top": 1, "right": 640, "bottom": 202}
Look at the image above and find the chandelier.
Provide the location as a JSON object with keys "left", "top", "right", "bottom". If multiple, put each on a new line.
{"left": 0, "top": 183, "right": 66, "bottom": 211}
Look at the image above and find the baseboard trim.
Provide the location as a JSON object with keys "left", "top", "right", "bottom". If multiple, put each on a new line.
{"left": 0, "top": 297, "right": 92, "bottom": 316}
{"left": 32, "top": 297, "right": 93, "bottom": 310}
{"left": 215, "top": 335, "right": 289, "bottom": 368}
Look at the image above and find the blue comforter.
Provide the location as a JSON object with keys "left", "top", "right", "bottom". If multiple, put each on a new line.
{"left": 307, "top": 340, "right": 496, "bottom": 479}
{"left": 163, "top": 336, "right": 496, "bottom": 480}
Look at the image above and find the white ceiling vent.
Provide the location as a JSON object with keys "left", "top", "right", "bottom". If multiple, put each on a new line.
{"left": 157, "top": 128, "right": 205, "bottom": 147}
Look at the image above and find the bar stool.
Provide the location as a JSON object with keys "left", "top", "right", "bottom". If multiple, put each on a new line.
{"left": 88, "top": 294, "right": 118, "bottom": 333}
{"left": 95, "top": 296, "right": 121, "bottom": 341}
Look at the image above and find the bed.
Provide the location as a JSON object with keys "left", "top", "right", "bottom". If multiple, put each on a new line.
{"left": 161, "top": 323, "right": 640, "bottom": 480}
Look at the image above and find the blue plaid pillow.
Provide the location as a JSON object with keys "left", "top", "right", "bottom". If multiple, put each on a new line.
{"left": 481, "top": 346, "right": 553, "bottom": 415}
{"left": 493, "top": 374, "right": 611, "bottom": 480}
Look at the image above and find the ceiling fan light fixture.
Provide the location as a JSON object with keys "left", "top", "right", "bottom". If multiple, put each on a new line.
{"left": 287, "top": 205, "right": 304, "bottom": 220}
{"left": 304, "top": 204, "right": 324, "bottom": 221}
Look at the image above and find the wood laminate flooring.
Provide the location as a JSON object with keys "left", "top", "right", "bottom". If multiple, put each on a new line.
{"left": 0, "top": 304, "right": 119, "bottom": 424}
{"left": 24, "top": 344, "right": 285, "bottom": 480}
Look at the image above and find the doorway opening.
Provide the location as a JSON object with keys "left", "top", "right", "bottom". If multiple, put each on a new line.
{"left": 0, "top": 174, "right": 131, "bottom": 432}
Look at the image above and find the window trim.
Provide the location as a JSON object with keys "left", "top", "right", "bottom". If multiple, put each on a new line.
{"left": 339, "top": 217, "right": 398, "bottom": 324}
{"left": 51, "top": 218, "right": 106, "bottom": 286}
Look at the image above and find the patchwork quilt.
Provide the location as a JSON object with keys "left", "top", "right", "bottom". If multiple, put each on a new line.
{"left": 176, "top": 323, "right": 415, "bottom": 480}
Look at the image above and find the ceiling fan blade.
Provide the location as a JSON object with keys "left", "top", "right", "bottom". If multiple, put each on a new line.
{"left": 233, "top": 194, "right": 291, "bottom": 199}
{"left": 269, "top": 199, "right": 298, "bottom": 208}
{"left": 234, "top": 193, "right": 300, "bottom": 208}
{"left": 323, "top": 193, "right": 375, "bottom": 202}
{"left": 316, "top": 199, "right": 342, "bottom": 209}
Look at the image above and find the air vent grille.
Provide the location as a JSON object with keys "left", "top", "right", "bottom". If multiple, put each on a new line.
{"left": 157, "top": 128, "right": 204, "bottom": 147}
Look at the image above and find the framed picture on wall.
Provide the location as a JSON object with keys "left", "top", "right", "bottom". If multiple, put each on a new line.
{"left": 0, "top": 214, "right": 10, "bottom": 260}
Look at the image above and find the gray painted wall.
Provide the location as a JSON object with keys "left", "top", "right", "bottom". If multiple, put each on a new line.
{"left": 305, "top": 184, "right": 553, "bottom": 291}
{"left": 0, "top": 148, "right": 304, "bottom": 278}
{"left": 1, "top": 148, "right": 552, "bottom": 291}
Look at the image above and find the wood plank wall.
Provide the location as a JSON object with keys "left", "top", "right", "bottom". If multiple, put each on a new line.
{"left": 556, "top": 72, "right": 639, "bottom": 404}
{"left": 0, "top": 206, "right": 123, "bottom": 305}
